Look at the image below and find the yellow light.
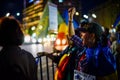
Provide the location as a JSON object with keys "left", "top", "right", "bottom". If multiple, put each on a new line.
{"left": 75, "top": 12, "right": 79, "bottom": 16}
{"left": 38, "top": 25, "right": 43, "bottom": 30}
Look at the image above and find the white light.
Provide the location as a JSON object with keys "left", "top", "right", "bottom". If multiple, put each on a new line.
{"left": 62, "top": 39, "right": 67, "bottom": 45}
{"left": 31, "top": 38, "right": 37, "bottom": 43}
{"left": 38, "top": 38, "right": 42, "bottom": 43}
{"left": 43, "top": 38, "right": 47, "bottom": 42}
{"left": 75, "top": 12, "right": 79, "bottom": 16}
{"left": 31, "top": 26, "right": 36, "bottom": 31}
{"left": 83, "top": 14, "right": 88, "bottom": 19}
{"left": 16, "top": 13, "right": 20, "bottom": 16}
{"left": 24, "top": 35, "right": 31, "bottom": 43}
{"left": 56, "top": 39, "right": 61, "bottom": 45}
{"left": 6, "top": 13, "right": 10, "bottom": 17}
{"left": 32, "top": 33, "right": 36, "bottom": 37}
{"left": 112, "top": 28, "right": 116, "bottom": 33}
{"left": 92, "top": 13, "right": 97, "bottom": 18}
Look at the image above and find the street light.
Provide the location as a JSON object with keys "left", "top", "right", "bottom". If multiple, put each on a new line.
{"left": 6, "top": 13, "right": 10, "bottom": 17}
{"left": 75, "top": 12, "right": 79, "bottom": 16}
{"left": 92, "top": 13, "right": 97, "bottom": 18}
{"left": 16, "top": 12, "right": 20, "bottom": 16}
{"left": 83, "top": 14, "right": 88, "bottom": 19}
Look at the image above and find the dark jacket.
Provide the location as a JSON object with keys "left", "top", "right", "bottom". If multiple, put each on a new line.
{"left": 0, "top": 46, "right": 38, "bottom": 80}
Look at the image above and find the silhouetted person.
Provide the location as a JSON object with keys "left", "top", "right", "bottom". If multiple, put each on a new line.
{"left": 0, "top": 17, "right": 38, "bottom": 80}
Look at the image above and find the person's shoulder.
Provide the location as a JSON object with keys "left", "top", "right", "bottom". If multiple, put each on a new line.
{"left": 21, "top": 49, "right": 34, "bottom": 58}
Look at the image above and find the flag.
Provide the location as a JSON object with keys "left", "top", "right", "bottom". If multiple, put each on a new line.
{"left": 36, "top": 2, "right": 49, "bottom": 38}
{"left": 62, "top": 9, "right": 79, "bottom": 29}
{"left": 113, "top": 14, "right": 120, "bottom": 28}
{"left": 36, "top": 1, "right": 65, "bottom": 38}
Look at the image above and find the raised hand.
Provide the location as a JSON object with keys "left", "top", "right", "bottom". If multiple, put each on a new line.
{"left": 68, "top": 7, "right": 76, "bottom": 21}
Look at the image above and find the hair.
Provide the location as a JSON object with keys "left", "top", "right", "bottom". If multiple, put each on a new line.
{"left": 0, "top": 17, "right": 24, "bottom": 46}
{"left": 88, "top": 22, "right": 103, "bottom": 41}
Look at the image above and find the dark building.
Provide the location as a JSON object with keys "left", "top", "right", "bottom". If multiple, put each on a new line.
{"left": 89, "top": 0, "right": 120, "bottom": 29}
{"left": 22, "top": 0, "right": 82, "bottom": 34}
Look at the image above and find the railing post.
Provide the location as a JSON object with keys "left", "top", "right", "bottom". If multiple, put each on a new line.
{"left": 37, "top": 52, "right": 58, "bottom": 80}
{"left": 52, "top": 60, "right": 55, "bottom": 80}
{"left": 39, "top": 56, "right": 43, "bottom": 80}
{"left": 46, "top": 56, "right": 49, "bottom": 80}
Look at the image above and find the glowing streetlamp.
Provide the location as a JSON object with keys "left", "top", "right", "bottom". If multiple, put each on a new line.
{"left": 92, "top": 13, "right": 97, "bottom": 18}
{"left": 6, "top": 13, "right": 10, "bottom": 17}
{"left": 83, "top": 14, "right": 88, "bottom": 19}
{"left": 16, "top": 12, "right": 20, "bottom": 16}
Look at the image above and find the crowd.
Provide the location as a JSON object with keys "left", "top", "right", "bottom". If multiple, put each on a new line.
{"left": 53, "top": 7, "right": 120, "bottom": 80}
{"left": 0, "top": 7, "right": 120, "bottom": 80}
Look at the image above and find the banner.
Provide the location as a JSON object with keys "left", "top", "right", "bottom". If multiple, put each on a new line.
{"left": 74, "top": 70, "right": 96, "bottom": 80}
{"left": 48, "top": 2, "right": 58, "bottom": 33}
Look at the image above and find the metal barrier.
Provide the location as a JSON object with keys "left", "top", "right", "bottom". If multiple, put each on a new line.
{"left": 36, "top": 52, "right": 58, "bottom": 80}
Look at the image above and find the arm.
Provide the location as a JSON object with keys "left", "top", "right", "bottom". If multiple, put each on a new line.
{"left": 68, "top": 7, "right": 76, "bottom": 38}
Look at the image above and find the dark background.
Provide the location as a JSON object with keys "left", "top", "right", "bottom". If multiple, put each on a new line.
{"left": 0, "top": 0, "right": 107, "bottom": 22}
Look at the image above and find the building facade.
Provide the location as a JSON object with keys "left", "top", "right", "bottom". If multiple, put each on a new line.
{"left": 89, "top": 0, "right": 120, "bottom": 29}
{"left": 23, "top": 0, "right": 47, "bottom": 31}
{"left": 22, "top": 0, "right": 82, "bottom": 31}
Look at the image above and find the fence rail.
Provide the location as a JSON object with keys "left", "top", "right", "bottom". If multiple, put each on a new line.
{"left": 36, "top": 52, "right": 58, "bottom": 80}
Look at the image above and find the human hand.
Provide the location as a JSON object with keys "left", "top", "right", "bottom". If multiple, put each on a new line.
{"left": 68, "top": 7, "right": 76, "bottom": 20}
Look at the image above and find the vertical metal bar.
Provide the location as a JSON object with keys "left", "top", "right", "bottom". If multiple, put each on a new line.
{"left": 39, "top": 56, "right": 43, "bottom": 80}
{"left": 52, "top": 61, "right": 55, "bottom": 80}
{"left": 46, "top": 56, "right": 49, "bottom": 80}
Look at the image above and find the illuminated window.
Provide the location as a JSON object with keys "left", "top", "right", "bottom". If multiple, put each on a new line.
{"left": 59, "top": 0, "right": 63, "bottom": 3}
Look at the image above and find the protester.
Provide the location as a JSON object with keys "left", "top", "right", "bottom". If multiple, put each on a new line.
{"left": 110, "top": 32, "right": 117, "bottom": 54}
{"left": 75, "top": 19, "right": 89, "bottom": 37}
{"left": 68, "top": 7, "right": 118, "bottom": 80}
{"left": 0, "top": 17, "right": 38, "bottom": 80}
{"left": 114, "top": 24, "right": 120, "bottom": 80}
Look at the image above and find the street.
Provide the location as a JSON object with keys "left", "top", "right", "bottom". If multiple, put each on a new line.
{"left": 20, "top": 42, "right": 56, "bottom": 80}
{"left": 0, "top": 42, "right": 56, "bottom": 80}
{"left": 20, "top": 42, "right": 54, "bottom": 57}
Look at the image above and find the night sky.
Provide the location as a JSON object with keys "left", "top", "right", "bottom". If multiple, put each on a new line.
{"left": 81, "top": 0, "right": 108, "bottom": 14}
{"left": 0, "top": 0, "right": 24, "bottom": 21}
{"left": 0, "top": 0, "right": 107, "bottom": 21}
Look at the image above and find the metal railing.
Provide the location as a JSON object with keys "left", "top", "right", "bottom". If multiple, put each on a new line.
{"left": 36, "top": 52, "right": 58, "bottom": 80}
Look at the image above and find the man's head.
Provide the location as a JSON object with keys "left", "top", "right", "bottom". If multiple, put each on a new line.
{"left": 80, "top": 22, "right": 103, "bottom": 47}
{"left": 80, "top": 19, "right": 89, "bottom": 28}
{"left": 0, "top": 17, "right": 24, "bottom": 46}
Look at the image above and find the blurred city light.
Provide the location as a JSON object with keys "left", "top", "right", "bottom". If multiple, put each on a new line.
{"left": 16, "top": 12, "right": 20, "bottom": 16}
{"left": 62, "top": 39, "right": 67, "bottom": 45}
{"left": 24, "top": 35, "right": 31, "bottom": 43}
{"left": 75, "top": 12, "right": 79, "bottom": 16}
{"left": 56, "top": 39, "right": 61, "bottom": 45}
{"left": 31, "top": 26, "right": 36, "bottom": 31}
{"left": 38, "top": 25, "right": 43, "bottom": 30}
{"left": 59, "top": 0, "right": 63, "bottom": 3}
{"left": 83, "top": 14, "right": 88, "bottom": 19}
{"left": 6, "top": 13, "right": 10, "bottom": 17}
{"left": 32, "top": 33, "right": 36, "bottom": 37}
{"left": 92, "top": 13, "right": 97, "bottom": 18}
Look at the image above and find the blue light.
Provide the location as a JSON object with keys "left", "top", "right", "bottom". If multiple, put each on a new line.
{"left": 59, "top": 0, "right": 63, "bottom": 3}
{"left": 29, "top": 0, "right": 34, "bottom": 3}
